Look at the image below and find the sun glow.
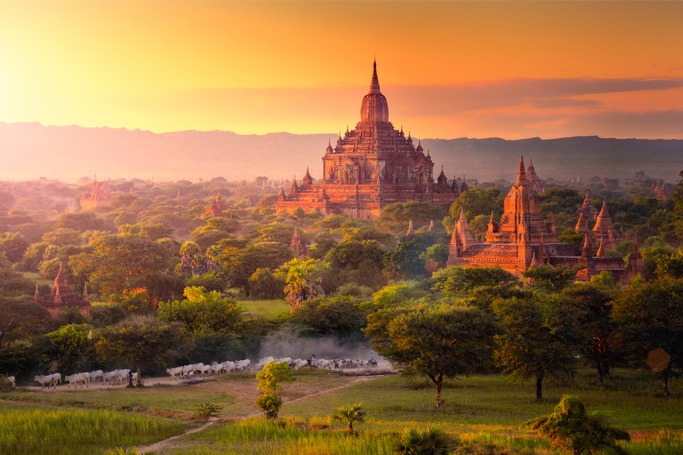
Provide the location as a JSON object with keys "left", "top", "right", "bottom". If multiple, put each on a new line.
{"left": 0, "top": 1, "right": 681, "bottom": 138}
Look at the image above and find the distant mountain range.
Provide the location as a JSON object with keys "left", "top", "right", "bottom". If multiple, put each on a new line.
{"left": 1, "top": 122, "right": 682, "bottom": 183}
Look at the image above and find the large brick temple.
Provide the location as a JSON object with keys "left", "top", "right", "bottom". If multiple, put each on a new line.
{"left": 276, "top": 61, "right": 460, "bottom": 218}
{"left": 447, "top": 157, "right": 642, "bottom": 283}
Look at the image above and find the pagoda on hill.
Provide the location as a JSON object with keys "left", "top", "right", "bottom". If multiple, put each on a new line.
{"left": 276, "top": 61, "right": 461, "bottom": 218}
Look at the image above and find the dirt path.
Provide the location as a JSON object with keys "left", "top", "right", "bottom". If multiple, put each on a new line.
{"left": 135, "top": 374, "right": 387, "bottom": 454}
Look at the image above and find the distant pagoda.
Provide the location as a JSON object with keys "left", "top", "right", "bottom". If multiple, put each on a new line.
{"left": 80, "top": 177, "right": 112, "bottom": 211}
{"left": 35, "top": 264, "right": 90, "bottom": 319}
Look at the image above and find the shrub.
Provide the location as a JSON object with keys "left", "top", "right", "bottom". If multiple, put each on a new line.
{"left": 394, "top": 427, "right": 456, "bottom": 455}
{"left": 194, "top": 402, "right": 223, "bottom": 419}
{"left": 0, "top": 374, "right": 13, "bottom": 393}
{"left": 527, "top": 395, "right": 630, "bottom": 455}
{"left": 256, "top": 392, "right": 283, "bottom": 420}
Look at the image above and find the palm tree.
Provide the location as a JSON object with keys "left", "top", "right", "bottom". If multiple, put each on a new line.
{"left": 331, "top": 402, "right": 366, "bottom": 434}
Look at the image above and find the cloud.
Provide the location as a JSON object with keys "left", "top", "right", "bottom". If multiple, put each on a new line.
{"left": 116, "top": 78, "right": 683, "bottom": 138}
{"left": 390, "top": 78, "right": 683, "bottom": 115}
{"left": 531, "top": 98, "right": 601, "bottom": 109}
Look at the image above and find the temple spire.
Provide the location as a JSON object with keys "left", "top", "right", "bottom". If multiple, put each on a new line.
{"left": 370, "top": 58, "right": 380, "bottom": 94}
{"left": 515, "top": 155, "right": 527, "bottom": 185}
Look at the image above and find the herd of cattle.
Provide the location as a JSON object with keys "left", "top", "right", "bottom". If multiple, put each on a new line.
{"left": 20, "top": 355, "right": 379, "bottom": 390}
{"left": 166, "top": 356, "right": 379, "bottom": 380}
{"left": 33, "top": 369, "right": 137, "bottom": 389}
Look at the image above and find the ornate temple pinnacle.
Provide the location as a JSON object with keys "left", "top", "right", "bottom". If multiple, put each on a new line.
{"left": 515, "top": 155, "right": 527, "bottom": 185}
{"left": 370, "top": 59, "right": 381, "bottom": 94}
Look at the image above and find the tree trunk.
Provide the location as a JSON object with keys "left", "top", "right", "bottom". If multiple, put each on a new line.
{"left": 536, "top": 373, "right": 544, "bottom": 401}
{"left": 432, "top": 374, "right": 444, "bottom": 408}
{"left": 663, "top": 370, "right": 671, "bottom": 398}
{"left": 595, "top": 356, "right": 605, "bottom": 384}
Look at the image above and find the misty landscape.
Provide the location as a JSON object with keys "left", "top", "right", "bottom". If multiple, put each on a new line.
{"left": 2, "top": 121, "right": 682, "bottom": 182}
{"left": 1, "top": 1, "right": 683, "bottom": 455}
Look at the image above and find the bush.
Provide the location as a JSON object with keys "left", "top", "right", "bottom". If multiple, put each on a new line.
{"left": 0, "top": 374, "right": 13, "bottom": 393}
{"left": 256, "top": 392, "right": 283, "bottom": 419}
{"left": 194, "top": 402, "right": 223, "bottom": 419}
{"left": 394, "top": 428, "right": 456, "bottom": 455}
{"left": 527, "top": 395, "right": 630, "bottom": 455}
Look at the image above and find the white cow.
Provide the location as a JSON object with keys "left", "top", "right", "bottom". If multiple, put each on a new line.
{"left": 7, "top": 375, "right": 15, "bottom": 388}
{"left": 65, "top": 373, "right": 89, "bottom": 388}
{"left": 292, "top": 359, "right": 309, "bottom": 370}
{"left": 88, "top": 370, "right": 104, "bottom": 382}
{"left": 235, "top": 359, "right": 251, "bottom": 372}
{"left": 166, "top": 366, "right": 183, "bottom": 380}
{"left": 34, "top": 374, "right": 59, "bottom": 389}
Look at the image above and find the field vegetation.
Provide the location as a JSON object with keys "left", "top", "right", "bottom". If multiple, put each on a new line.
{"left": 0, "top": 171, "right": 682, "bottom": 453}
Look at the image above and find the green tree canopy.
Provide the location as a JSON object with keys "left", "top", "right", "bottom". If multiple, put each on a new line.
{"left": 45, "top": 323, "right": 95, "bottom": 373}
{"left": 366, "top": 303, "right": 498, "bottom": 407}
{"left": 493, "top": 294, "right": 585, "bottom": 401}
{"left": 157, "top": 286, "right": 243, "bottom": 336}
{"left": 94, "top": 316, "right": 185, "bottom": 374}
{"left": 612, "top": 277, "right": 683, "bottom": 397}
{"left": 431, "top": 266, "right": 519, "bottom": 296}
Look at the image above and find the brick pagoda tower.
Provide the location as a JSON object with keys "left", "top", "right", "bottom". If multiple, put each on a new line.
{"left": 276, "top": 61, "right": 460, "bottom": 218}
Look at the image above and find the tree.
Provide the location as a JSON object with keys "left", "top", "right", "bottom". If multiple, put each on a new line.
{"left": 0, "top": 297, "right": 51, "bottom": 348}
{"left": 611, "top": 278, "right": 683, "bottom": 397}
{"left": 563, "top": 284, "right": 616, "bottom": 383}
{"left": 255, "top": 360, "right": 293, "bottom": 419}
{"left": 523, "top": 265, "right": 579, "bottom": 292}
{"left": 384, "top": 232, "right": 444, "bottom": 280}
{"left": 323, "top": 239, "right": 386, "bottom": 290}
{"left": 431, "top": 266, "right": 519, "bottom": 296}
{"left": 366, "top": 303, "right": 498, "bottom": 408}
{"left": 379, "top": 202, "right": 445, "bottom": 232}
{"left": 0, "top": 232, "right": 29, "bottom": 263}
{"left": 94, "top": 316, "right": 186, "bottom": 375}
{"left": 331, "top": 402, "right": 366, "bottom": 434}
{"left": 493, "top": 294, "right": 585, "bottom": 401}
{"left": 83, "top": 234, "right": 175, "bottom": 300}
{"left": 157, "top": 286, "right": 242, "bottom": 336}
{"left": 248, "top": 268, "right": 285, "bottom": 299}
{"left": 275, "top": 258, "right": 325, "bottom": 309}
{"left": 527, "top": 395, "right": 630, "bottom": 455}
{"left": 291, "top": 296, "right": 367, "bottom": 337}
{"left": 45, "top": 323, "right": 96, "bottom": 373}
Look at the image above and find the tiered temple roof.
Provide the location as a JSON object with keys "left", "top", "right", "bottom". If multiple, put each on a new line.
{"left": 276, "top": 61, "right": 461, "bottom": 218}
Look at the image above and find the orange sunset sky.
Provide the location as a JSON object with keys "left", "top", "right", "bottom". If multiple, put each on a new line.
{"left": 1, "top": 1, "right": 682, "bottom": 139}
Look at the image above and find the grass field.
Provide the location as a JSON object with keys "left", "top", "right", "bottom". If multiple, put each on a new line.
{"left": 1, "top": 369, "right": 681, "bottom": 454}
{"left": 238, "top": 299, "right": 290, "bottom": 320}
{"left": 0, "top": 406, "right": 187, "bottom": 455}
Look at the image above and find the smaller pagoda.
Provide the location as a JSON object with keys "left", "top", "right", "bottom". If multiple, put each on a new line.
{"left": 35, "top": 264, "right": 90, "bottom": 319}
{"left": 80, "top": 178, "right": 112, "bottom": 211}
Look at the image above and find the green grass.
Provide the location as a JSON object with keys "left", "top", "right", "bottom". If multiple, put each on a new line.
{"left": 239, "top": 299, "right": 290, "bottom": 320}
{"left": 6, "top": 381, "right": 239, "bottom": 418}
{"left": 167, "top": 418, "right": 397, "bottom": 455}
{"left": 3, "top": 368, "right": 682, "bottom": 454}
{"left": 0, "top": 407, "right": 187, "bottom": 455}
